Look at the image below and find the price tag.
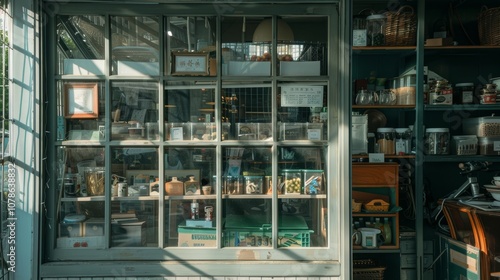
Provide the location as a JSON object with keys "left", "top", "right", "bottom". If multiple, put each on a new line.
{"left": 368, "top": 153, "right": 385, "bottom": 163}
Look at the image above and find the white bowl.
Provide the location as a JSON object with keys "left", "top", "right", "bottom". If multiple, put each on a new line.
{"left": 485, "top": 187, "right": 500, "bottom": 201}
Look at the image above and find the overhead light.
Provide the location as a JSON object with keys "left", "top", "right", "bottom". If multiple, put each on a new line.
{"left": 252, "top": 19, "right": 294, "bottom": 42}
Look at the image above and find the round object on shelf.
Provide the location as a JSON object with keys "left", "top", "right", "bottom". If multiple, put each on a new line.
{"left": 364, "top": 109, "right": 387, "bottom": 133}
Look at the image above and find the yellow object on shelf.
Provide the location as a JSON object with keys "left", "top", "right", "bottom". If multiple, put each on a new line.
{"left": 364, "top": 199, "right": 390, "bottom": 212}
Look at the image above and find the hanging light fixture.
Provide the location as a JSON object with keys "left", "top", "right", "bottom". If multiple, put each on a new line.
{"left": 252, "top": 18, "right": 294, "bottom": 42}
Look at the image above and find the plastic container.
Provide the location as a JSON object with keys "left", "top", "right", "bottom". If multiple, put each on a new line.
{"left": 352, "top": 114, "right": 368, "bottom": 154}
{"left": 244, "top": 176, "right": 263, "bottom": 194}
{"left": 454, "top": 83, "right": 474, "bottom": 104}
{"left": 452, "top": 135, "right": 478, "bottom": 155}
{"left": 366, "top": 14, "right": 386, "bottom": 46}
{"left": 302, "top": 169, "right": 324, "bottom": 194}
{"left": 376, "top": 127, "right": 395, "bottom": 155}
{"left": 281, "top": 169, "right": 303, "bottom": 194}
{"left": 463, "top": 116, "right": 500, "bottom": 137}
{"left": 478, "top": 136, "right": 500, "bottom": 155}
{"left": 425, "top": 128, "right": 450, "bottom": 155}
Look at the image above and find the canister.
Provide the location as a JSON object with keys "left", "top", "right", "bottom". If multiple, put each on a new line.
{"left": 366, "top": 14, "right": 386, "bottom": 46}
{"left": 425, "top": 128, "right": 450, "bottom": 155}
{"left": 376, "top": 127, "right": 395, "bottom": 155}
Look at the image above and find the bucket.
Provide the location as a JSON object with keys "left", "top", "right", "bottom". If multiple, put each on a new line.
{"left": 84, "top": 167, "right": 105, "bottom": 196}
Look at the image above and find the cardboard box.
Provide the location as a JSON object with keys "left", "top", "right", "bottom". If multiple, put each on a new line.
{"left": 56, "top": 236, "right": 105, "bottom": 249}
{"left": 111, "top": 220, "right": 147, "bottom": 247}
{"left": 117, "top": 61, "right": 159, "bottom": 76}
{"left": 59, "top": 221, "right": 83, "bottom": 237}
{"left": 280, "top": 61, "right": 321, "bottom": 76}
{"left": 178, "top": 226, "right": 216, "bottom": 247}
{"left": 227, "top": 61, "right": 270, "bottom": 76}
{"left": 425, "top": 37, "right": 453, "bottom": 47}
{"left": 63, "top": 59, "right": 105, "bottom": 75}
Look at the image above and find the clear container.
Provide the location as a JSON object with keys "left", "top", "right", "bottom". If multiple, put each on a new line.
{"left": 452, "top": 135, "right": 477, "bottom": 155}
{"left": 303, "top": 169, "right": 324, "bottom": 194}
{"left": 281, "top": 169, "right": 302, "bottom": 194}
{"left": 425, "top": 128, "right": 450, "bottom": 155}
{"left": 366, "top": 14, "right": 386, "bottom": 46}
{"left": 478, "top": 136, "right": 500, "bottom": 155}
{"left": 463, "top": 116, "right": 500, "bottom": 137}
{"left": 395, "top": 128, "right": 411, "bottom": 155}
{"left": 376, "top": 127, "right": 395, "bottom": 155}
{"left": 244, "top": 176, "right": 263, "bottom": 194}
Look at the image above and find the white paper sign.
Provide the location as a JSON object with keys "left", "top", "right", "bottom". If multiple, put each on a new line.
{"left": 368, "top": 153, "right": 385, "bottom": 163}
{"left": 281, "top": 85, "right": 323, "bottom": 107}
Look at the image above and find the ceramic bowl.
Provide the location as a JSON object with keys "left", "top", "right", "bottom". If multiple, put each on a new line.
{"left": 485, "top": 187, "right": 500, "bottom": 201}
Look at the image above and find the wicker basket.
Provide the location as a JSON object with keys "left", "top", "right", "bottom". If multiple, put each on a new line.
{"left": 385, "top": 5, "right": 417, "bottom": 46}
{"left": 352, "top": 199, "right": 363, "bottom": 212}
{"left": 364, "top": 199, "right": 390, "bottom": 212}
{"left": 478, "top": 6, "right": 500, "bottom": 45}
{"left": 353, "top": 259, "right": 386, "bottom": 280}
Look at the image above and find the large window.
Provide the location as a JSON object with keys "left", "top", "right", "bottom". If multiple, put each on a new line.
{"left": 46, "top": 5, "right": 339, "bottom": 264}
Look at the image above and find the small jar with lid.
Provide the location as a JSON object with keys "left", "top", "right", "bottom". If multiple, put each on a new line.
{"left": 453, "top": 83, "right": 474, "bottom": 104}
{"left": 366, "top": 13, "right": 386, "bottom": 46}
{"left": 425, "top": 128, "right": 450, "bottom": 155}
{"left": 395, "top": 128, "right": 411, "bottom": 155}
{"left": 376, "top": 127, "right": 395, "bottom": 155}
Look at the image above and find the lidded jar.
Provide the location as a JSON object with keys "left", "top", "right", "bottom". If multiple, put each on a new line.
{"left": 425, "top": 128, "right": 450, "bottom": 155}
{"left": 376, "top": 127, "right": 395, "bottom": 155}
{"left": 366, "top": 13, "right": 386, "bottom": 46}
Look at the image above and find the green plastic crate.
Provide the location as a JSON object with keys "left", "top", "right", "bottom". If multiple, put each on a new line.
{"left": 223, "top": 214, "right": 313, "bottom": 247}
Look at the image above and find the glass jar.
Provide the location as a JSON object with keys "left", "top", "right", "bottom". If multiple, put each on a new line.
{"left": 453, "top": 83, "right": 474, "bottom": 104}
{"left": 425, "top": 128, "right": 450, "bottom": 155}
{"left": 395, "top": 128, "right": 411, "bottom": 155}
{"left": 376, "top": 127, "right": 395, "bottom": 155}
{"left": 366, "top": 14, "right": 386, "bottom": 46}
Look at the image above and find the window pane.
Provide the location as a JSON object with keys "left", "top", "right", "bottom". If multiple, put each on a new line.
{"left": 111, "top": 16, "right": 160, "bottom": 76}
{"left": 110, "top": 147, "right": 159, "bottom": 247}
{"left": 278, "top": 146, "right": 327, "bottom": 247}
{"left": 222, "top": 83, "right": 272, "bottom": 141}
{"left": 221, "top": 16, "right": 272, "bottom": 76}
{"left": 57, "top": 15, "right": 106, "bottom": 76}
{"left": 164, "top": 147, "right": 217, "bottom": 247}
{"left": 56, "top": 146, "right": 106, "bottom": 249}
{"left": 111, "top": 81, "right": 159, "bottom": 141}
{"left": 57, "top": 81, "right": 105, "bottom": 141}
{"left": 164, "top": 82, "right": 217, "bottom": 141}
{"left": 278, "top": 83, "right": 327, "bottom": 141}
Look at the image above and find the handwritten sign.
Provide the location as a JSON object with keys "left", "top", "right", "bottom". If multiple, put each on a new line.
{"left": 281, "top": 85, "right": 323, "bottom": 107}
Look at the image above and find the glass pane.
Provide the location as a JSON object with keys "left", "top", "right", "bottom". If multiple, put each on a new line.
{"left": 110, "top": 147, "right": 159, "bottom": 247}
{"left": 222, "top": 83, "right": 272, "bottom": 141}
{"left": 57, "top": 81, "right": 106, "bottom": 141}
{"left": 57, "top": 15, "right": 106, "bottom": 75}
{"left": 56, "top": 146, "right": 105, "bottom": 249}
{"left": 111, "top": 81, "right": 159, "bottom": 141}
{"left": 164, "top": 82, "right": 217, "bottom": 141}
{"left": 221, "top": 16, "right": 272, "bottom": 76}
{"left": 277, "top": 16, "right": 328, "bottom": 76}
{"left": 164, "top": 147, "right": 216, "bottom": 247}
{"left": 111, "top": 16, "right": 160, "bottom": 76}
{"left": 167, "top": 16, "right": 217, "bottom": 76}
{"left": 278, "top": 83, "right": 327, "bottom": 141}
{"left": 278, "top": 146, "right": 326, "bottom": 247}
{"left": 222, "top": 146, "right": 272, "bottom": 248}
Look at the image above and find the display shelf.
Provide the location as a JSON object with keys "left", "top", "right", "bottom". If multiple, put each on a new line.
{"left": 353, "top": 105, "right": 416, "bottom": 110}
{"left": 424, "top": 104, "right": 500, "bottom": 111}
{"left": 424, "top": 155, "right": 500, "bottom": 163}
{"left": 61, "top": 196, "right": 106, "bottom": 202}
{"left": 166, "top": 195, "right": 217, "bottom": 200}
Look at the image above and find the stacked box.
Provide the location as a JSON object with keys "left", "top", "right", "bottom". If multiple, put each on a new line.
{"left": 178, "top": 225, "right": 216, "bottom": 247}
{"left": 83, "top": 218, "right": 104, "bottom": 236}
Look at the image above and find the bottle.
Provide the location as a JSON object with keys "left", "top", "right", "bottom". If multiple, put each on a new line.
{"left": 383, "top": 218, "right": 392, "bottom": 244}
{"left": 190, "top": 200, "right": 199, "bottom": 220}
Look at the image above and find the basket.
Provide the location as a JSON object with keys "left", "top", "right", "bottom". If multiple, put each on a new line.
{"left": 353, "top": 259, "right": 386, "bottom": 280}
{"left": 352, "top": 199, "right": 362, "bottom": 212}
{"left": 364, "top": 199, "right": 390, "bottom": 212}
{"left": 478, "top": 6, "right": 500, "bottom": 45}
{"left": 384, "top": 5, "right": 417, "bottom": 46}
